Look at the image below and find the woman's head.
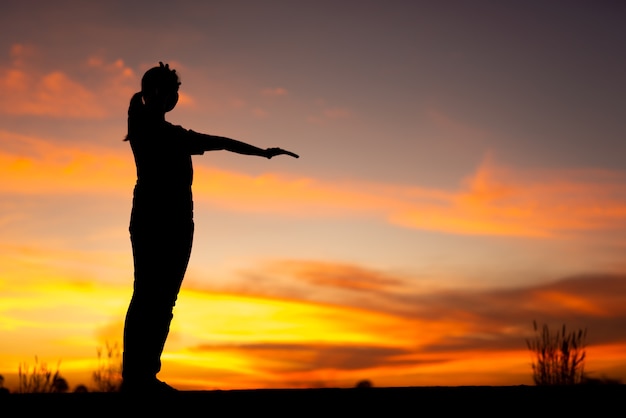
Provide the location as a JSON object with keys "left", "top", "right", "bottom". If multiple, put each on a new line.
{"left": 141, "top": 62, "right": 181, "bottom": 113}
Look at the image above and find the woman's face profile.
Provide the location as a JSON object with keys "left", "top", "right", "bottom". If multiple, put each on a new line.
{"left": 143, "top": 84, "right": 179, "bottom": 113}
{"left": 162, "top": 86, "right": 179, "bottom": 113}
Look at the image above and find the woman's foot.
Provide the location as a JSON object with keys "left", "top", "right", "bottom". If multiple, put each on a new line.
{"left": 120, "top": 377, "right": 178, "bottom": 393}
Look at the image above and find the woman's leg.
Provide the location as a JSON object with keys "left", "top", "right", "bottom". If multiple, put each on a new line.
{"left": 122, "top": 220, "right": 194, "bottom": 386}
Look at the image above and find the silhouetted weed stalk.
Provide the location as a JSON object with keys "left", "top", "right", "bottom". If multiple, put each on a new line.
{"left": 526, "top": 320, "right": 587, "bottom": 385}
{"left": 17, "top": 356, "right": 63, "bottom": 393}
{"left": 92, "top": 341, "right": 122, "bottom": 392}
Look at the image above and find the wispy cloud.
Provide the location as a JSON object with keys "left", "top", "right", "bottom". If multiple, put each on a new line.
{"left": 264, "top": 260, "right": 405, "bottom": 292}
{"left": 261, "top": 87, "right": 288, "bottom": 97}
{"left": 307, "top": 107, "right": 355, "bottom": 124}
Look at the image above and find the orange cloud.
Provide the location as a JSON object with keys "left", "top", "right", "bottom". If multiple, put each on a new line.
{"left": 0, "top": 44, "right": 136, "bottom": 119}
{"left": 0, "top": 130, "right": 134, "bottom": 195}
{"left": 0, "top": 68, "right": 107, "bottom": 118}
{"left": 3, "top": 128, "right": 626, "bottom": 238}
{"left": 531, "top": 291, "right": 609, "bottom": 317}
{"left": 194, "top": 157, "right": 626, "bottom": 238}
{"left": 192, "top": 167, "right": 406, "bottom": 217}
{"left": 389, "top": 157, "right": 626, "bottom": 237}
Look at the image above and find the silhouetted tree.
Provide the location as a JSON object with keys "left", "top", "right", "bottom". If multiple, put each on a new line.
{"left": 526, "top": 320, "right": 587, "bottom": 385}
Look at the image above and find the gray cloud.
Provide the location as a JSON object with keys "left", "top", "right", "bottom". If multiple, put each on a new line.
{"left": 192, "top": 342, "right": 446, "bottom": 372}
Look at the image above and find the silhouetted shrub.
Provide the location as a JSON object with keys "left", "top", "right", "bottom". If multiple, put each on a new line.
{"left": 0, "top": 374, "right": 9, "bottom": 394}
{"left": 355, "top": 379, "right": 373, "bottom": 388}
{"left": 51, "top": 376, "right": 69, "bottom": 393}
{"left": 526, "top": 320, "right": 587, "bottom": 385}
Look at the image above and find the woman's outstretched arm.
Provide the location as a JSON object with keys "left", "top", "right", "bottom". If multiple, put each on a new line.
{"left": 194, "top": 131, "right": 299, "bottom": 159}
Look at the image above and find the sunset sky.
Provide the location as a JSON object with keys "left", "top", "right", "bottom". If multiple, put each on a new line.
{"left": 1, "top": 0, "right": 626, "bottom": 391}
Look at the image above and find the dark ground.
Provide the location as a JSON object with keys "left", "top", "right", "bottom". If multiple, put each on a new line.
{"left": 3, "top": 385, "right": 624, "bottom": 416}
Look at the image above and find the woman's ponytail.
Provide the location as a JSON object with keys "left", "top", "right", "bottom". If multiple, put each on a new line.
{"left": 124, "top": 92, "right": 144, "bottom": 141}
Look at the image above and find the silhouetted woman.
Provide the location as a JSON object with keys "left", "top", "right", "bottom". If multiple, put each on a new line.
{"left": 121, "top": 62, "right": 297, "bottom": 393}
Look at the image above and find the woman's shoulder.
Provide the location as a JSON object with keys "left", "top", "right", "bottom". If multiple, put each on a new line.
{"left": 164, "top": 121, "right": 191, "bottom": 135}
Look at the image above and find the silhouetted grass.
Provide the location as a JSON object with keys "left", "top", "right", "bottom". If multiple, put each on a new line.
{"left": 17, "top": 356, "right": 66, "bottom": 393}
{"left": 92, "top": 341, "right": 122, "bottom": 392}
{"left": 526, "top": 320, "right": 586, "bottom": 385}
